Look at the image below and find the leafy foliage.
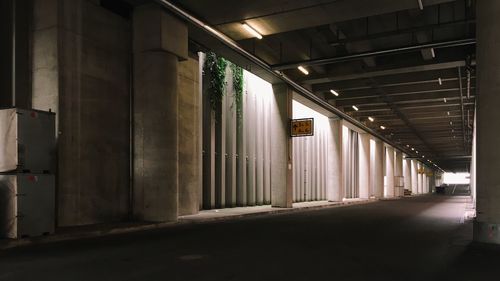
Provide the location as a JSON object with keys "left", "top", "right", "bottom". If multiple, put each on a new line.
{"left": 204, "top": 52, "right": 228, "bottom": 110}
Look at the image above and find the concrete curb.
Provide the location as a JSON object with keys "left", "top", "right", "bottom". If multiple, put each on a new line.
{"left": 0, "top": 198, "right": 379, "bottom": 250}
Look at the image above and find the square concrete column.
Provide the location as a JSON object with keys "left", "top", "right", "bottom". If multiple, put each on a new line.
{"left": 411, "top": 160, "right": 419, "bottom": 195}
{"left": 385, "top": 146, "right": 395, "bottom": 198}
{"left": 327, "top": 119, "right": 342, "bottom": 201}
{"left": 371, "top": 139, "right": 384, "bottom": 198}
{"left": 133, "top": 4, "right": 188, "bottom": 222}
{"left": 358, "top": 133, "right": 370, "bottom": 199}
{"left": 271, "top": 84, "right": 293, "bottom": 208}
{"left": 403, "top": 157, "right": 411, "bottom": 194}
{"left": 417, "top": 163, "right": 423, "bottom": 194}
{"left": 394, "top": 150, "right": 403, "bottom": 197}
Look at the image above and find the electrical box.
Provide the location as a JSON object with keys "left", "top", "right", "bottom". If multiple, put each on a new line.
{"left": 0, "top": 108, "right": 56, "bottom": 173}
{"left": 0, "top": 174, "right": 55, "bottom": 239}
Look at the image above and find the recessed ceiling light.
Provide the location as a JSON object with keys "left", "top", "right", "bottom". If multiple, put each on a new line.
{"left": 352, "top": 105, "right": 359, "bottom": 111}
{"left": 380, "top": 125, "right": 386, "bottom": 130}
{"left": 406, "top": 145, "right": 410, "bottom": 148}
{"left": 450, "top": 121, "right": 453, "bottom": 125}
{"left": 297, "top": 66, "right": 309, "bottom": 75}
{"left": 368, "top": 117, "right": 374, "bottom": 122}
{"left": 416, "top": 151, "right": 419, "bottom": 154}
{"left": 411, "top": 147, "right": 415, "bottom": 151}
{"left": 242, "top": 23, "right": 263, "bottom": 39}
{"left": 423, "top": 155, "right": 425, "bottom": 158}
{"left": 447, "top": 111, "right": 450, "bottom": 115}
{"left": 330, "top": 89, "right": 339, "bottom": 96}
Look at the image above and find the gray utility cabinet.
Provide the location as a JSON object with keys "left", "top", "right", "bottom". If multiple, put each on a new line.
{"left": 0, "top": 108, "right": 56, "bottom": 173}
{"left": 0, "top": 174, "right": 55, "bottom": 239}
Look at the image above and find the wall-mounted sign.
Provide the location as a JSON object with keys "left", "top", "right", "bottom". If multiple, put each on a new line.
{"left": 291, "top": 118, "right": 314, "bottom": 137}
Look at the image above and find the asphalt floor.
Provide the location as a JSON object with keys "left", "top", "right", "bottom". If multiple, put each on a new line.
{"left": 1, "top": 195, "right": 498, "bottom": 281}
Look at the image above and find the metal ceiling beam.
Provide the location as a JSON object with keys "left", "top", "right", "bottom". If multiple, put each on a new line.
{"left": 302, "top": 60, "right": 474, "bottom": 84}
{"left": 153, "top": 0, "right": 418, "bottom": 159}
{"left": 271, "top": 38, "right": 476, "bottom": 71}
{"left": 328, "top": 19, "right": 476, "bottom": 46}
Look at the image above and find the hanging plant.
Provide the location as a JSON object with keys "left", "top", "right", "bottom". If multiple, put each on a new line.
{"left": 230, "top": 62, "right": 244, "bottom": 122}
{"left": 203, "top": 52, "right": 228, "bottom": 111}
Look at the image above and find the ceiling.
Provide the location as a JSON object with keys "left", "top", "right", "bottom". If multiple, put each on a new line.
{"left": 168, "top": 0, "right": 476, "bottom": 172}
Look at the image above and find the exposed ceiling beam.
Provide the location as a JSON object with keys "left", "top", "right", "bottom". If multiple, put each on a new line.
{"left": 302, "top": 60, "right": 474, "bottom": 84}
{"left": 271, "top": 38, "right": 476, "bottom": 71}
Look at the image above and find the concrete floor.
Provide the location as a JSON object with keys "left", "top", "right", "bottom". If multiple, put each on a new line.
{"left": 0, "top": 195, "right": 498, "bottom": 281}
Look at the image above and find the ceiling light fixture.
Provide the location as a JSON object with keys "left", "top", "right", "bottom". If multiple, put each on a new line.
{"left": 430, "top": 48, "right": 435, "bottom": 58}
{"left": 380, "top": 125, "right": 386, "bottom": 130}
{"left": 330, "top": 89, "right": 339, "bottom": 96}
{"left": 444, "top": 98, "right": 447, "bottom": 103}
{"left": 447, "top": 111, "right": 450, "bottom": 115}
{"left": 416, "top": 151, "right": 419, "bottom": 154}
{"left": 297, "top": 66, "right": 309, "bottom": 75}
{"left": 450, "top": 121, "right": 453, "bottom": 125}
{"left": 418, "top": 0, "right": 424, "bottom": 10}
{"left": 352, "top": 105, "right": 359, "bottom": 111}
{"left": 411, "top": 147, "right": 415, "bottom": 151}
{"left": 368, "top": 117, "right": 374, "bottom": 122}
{"left": 438, "top": 78, "right": 442, "bottom": 85}
{"left": 242, "top": 23, "right": 263, "bottom": 39}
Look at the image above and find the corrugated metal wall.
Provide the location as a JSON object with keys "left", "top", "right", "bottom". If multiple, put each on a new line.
{"left": 292, "top": 101, "right": 329, "bottom": 202}
{"left": 202, "top": 65, "right": 274, "bottom": 209}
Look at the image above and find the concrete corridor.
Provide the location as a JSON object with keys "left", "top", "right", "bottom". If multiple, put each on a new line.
{"left": 0, "top": 196, "right": 496, "bottom": 281}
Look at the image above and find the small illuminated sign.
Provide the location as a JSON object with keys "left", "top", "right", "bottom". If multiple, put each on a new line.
{"left": 290, "top": 118, "right": 314, "bottom": 137}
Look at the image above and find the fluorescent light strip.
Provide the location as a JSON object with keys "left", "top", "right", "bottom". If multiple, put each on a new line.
{"left": 242, "top": 23, "right": 263, "bottom": 39}
{"left": 330, "top": 89, "right": 339, "bottom": 96}
{"left": 297, "top": 66, "right": 309, "bottom": 75}
{"left": 368, "top": 117, "right": 374, "bottom": 122}
{"left": 438, "top": 78, "right": 442, "bottom": 85}
{"left": 380, "top": 125, "right": 386, "bottom": 130}
{"left": 418, "top": 0, "right": 424, "bottom": 10}
{"left": 352, "top": 105, "right": 359, "bottom": 111}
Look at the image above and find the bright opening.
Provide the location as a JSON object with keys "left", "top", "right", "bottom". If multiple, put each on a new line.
{"left": 443, "top": 172, "right": 470, "bottom": 185}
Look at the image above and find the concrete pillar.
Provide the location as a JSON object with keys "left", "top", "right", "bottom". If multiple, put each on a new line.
{"left": 385, "top": 146, "right": 395, "bottom": 198}
{"left": 403, "top": 157, "right": 412, "bottom": 195}
{"left": 475, "top": 0, "right": 500, "bottom": 243}
{"left": 178, "top": 56, "right": 202, "bottom": 216}
{"left": 0, "top": 0, "right": 31, "bottom": 108}
{"left": 417, "top": 163, "right": 423, "bottom": 194}
{"left": 371, "top": 140, "right": 384, "bottom": 198}
{"left": 411, "top": 160, "right": 418, "bottom": 195}
{"left": 327, "top": 119, "right": 342, "bottom": 201}
{"left": 395, "top": 150, "right": 403, "bottom": 197}
{"left": 271, "top": 84, "right": 293, "bottom": 208}
{"left": 133, "top": 4, "right": 188, "bottom": 222}
{"left": 358, "top": 133, "right": 370, "bottom": 199}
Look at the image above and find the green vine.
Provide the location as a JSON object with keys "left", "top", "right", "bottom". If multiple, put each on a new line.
{"left": 203, "top": 52, "right": 245, "bottom": 125}
{"left": 204, "top": 52, "right": 228, "bottom": 110}
{"left": 230, "top": 63, "right": 244, "bottom": 122}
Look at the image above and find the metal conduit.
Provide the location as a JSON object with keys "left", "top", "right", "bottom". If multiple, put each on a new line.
{"left": 154, "top": 0, "right": 443, "bottom": 171}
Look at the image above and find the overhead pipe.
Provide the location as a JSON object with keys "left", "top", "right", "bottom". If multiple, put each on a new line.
{"left": 458, "top": 67, "right": 467, "bottom": 155}
{"left": 272, "top": 38, "right": 476, "bottom": 71}
{"left": 153, "top": 0, "right": 444, "bottom": 171}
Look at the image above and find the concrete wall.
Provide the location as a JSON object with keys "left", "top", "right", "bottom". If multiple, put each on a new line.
{"left": 33, "top": 0, "right": 131, "bottom": 226}
{"left": 178, "top": 55, "right": 202, "bottom": 216}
